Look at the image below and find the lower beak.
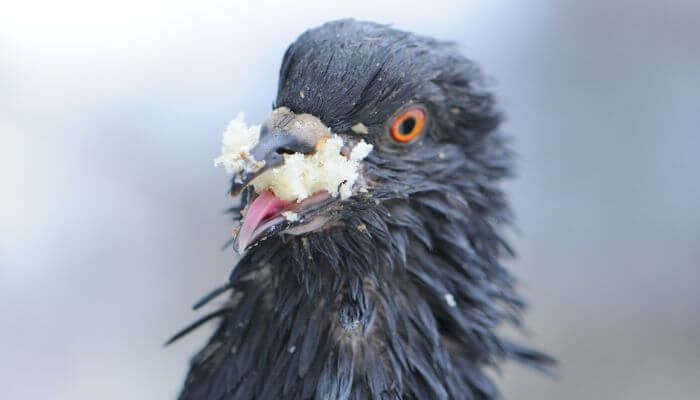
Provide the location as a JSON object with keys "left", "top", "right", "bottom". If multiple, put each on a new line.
{"left": 233, "top": 190, "right": 291, "bottom": 252}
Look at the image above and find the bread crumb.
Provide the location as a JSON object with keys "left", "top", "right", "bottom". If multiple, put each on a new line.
{"left": 216, "top": 113, "right": 373, "bottom": 202}
{"left": 299, "top": 90, "right": 305, "bottom": 99}
{"left": 214, "top": 113, "right": 264, "bottom": 181}
{"left": 349, "top": 140, "right": 373, "bottom": 162}
{"left": 281, "top": 211, "right": 299, "bottom": 222}
{"left": 444, "top": 293, "right": 456, "bottom": 307}
{"left": 251, "top": 136, "right": 372, "bottom": 201}
{"left": 351, "top": 122, "right": 369, "bottom": 134}
{"left": 356, "top": 223, "right": 367, "bottom": 232}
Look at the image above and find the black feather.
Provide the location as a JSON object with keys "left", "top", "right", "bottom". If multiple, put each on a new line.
{"left": 192, "top": 282, "right": 233, "bottom": 310}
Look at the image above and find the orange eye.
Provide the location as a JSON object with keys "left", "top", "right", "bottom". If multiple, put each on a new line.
{"left": 390, "top": 107, "right": 426, "bottom": 143}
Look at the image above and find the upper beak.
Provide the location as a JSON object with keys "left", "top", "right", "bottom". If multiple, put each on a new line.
{"left": 229, "top": 126, "right": 313, "bottom": 195}
{"left": 230, "top": 106, "right": 330, "bottom": 195}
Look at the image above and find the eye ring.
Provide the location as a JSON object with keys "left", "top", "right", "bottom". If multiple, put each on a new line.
{"left": 389, "top": 107, "right": 426, "bottom": 143}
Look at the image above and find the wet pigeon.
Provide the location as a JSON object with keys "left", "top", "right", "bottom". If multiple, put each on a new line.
{"left": 171, "top": 19, "right": 553, "bottom": 400}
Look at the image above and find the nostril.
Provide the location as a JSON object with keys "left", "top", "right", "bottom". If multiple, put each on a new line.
{"left": 275, "top": 147, "right": 298, "bottom": 155}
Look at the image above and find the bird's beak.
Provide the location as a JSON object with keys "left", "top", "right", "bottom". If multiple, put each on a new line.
{"left": 229, "top": 107, "right": 329, "bottom": 195}
{"left": 230, "top": 107, "right": 334, "bottom": 253}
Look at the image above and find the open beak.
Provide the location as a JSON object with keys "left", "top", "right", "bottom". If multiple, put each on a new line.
{"left": 230, "top": 107, "right": 334, "bottom": 253}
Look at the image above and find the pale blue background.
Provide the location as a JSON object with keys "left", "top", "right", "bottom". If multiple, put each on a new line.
{"left": 1, "top": 1, "right": 698, "bottom": 399}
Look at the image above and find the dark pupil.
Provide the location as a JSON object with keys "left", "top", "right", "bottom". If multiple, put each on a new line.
{"left": 398, "top": 117, "right": 416, "bottom": 135}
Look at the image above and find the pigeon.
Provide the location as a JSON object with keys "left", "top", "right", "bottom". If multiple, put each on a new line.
{"left": 170, "top": 19, "right": 554, "bottom": 400}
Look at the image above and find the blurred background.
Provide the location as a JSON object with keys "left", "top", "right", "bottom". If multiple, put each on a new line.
{"left": 1, "top": 0, "right": 698, "bottom": 399}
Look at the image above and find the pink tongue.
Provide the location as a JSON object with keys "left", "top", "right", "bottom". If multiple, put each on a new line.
{"left": 237, "top": 190, "right": 291, "bottom": 252}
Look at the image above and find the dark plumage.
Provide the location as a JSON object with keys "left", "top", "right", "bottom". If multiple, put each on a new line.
{"left": 172, "top": 19, "right": 553, "bottom": 399}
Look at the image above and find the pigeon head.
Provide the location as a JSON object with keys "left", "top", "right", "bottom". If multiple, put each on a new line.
{"left": 231, "top": 20, "right": 507, "bottom": 275}
{"left": 175, "top": 19, "right": 552, "bottom": 400}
